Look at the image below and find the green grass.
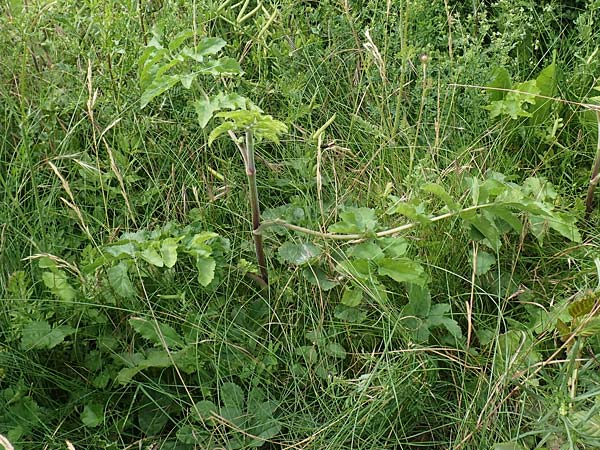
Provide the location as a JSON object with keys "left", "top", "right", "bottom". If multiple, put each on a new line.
{"left": 2, "top": 1, "right": 600, "bottom": 449}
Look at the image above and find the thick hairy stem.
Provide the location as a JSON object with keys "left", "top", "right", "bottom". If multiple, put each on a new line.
{"left": 245, "top": 130, "right": 268, "bottom": 285}
{"left": 584, "top": 110, "right": 600, "bottom": 221}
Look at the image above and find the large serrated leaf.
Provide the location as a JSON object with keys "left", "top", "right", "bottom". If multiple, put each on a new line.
{"left": 129, "top": 317, "right": 184, "bottom": 349}
{"left": 107, "top": 263, "right": 136, "bottom": 298}
{"left": 329, "top": 207, "right": 378, "bottom": 234}
{"left": 277, "top": 241, "right": 321, "bottom": 266}
{"left": 21, "top": 321, "right": 75, "bottom": 350}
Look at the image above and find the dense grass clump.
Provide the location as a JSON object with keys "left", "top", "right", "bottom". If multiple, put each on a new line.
{"left": 2, "top": 1, "right": 600, "bottom": 449}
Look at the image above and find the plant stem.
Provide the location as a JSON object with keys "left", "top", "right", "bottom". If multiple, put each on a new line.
{"left": 584, "top": 109, "right": 600, "bottom": 221}
{"left": 256, "top": 203, "right": 496, "bottom": 242}
{"left": 245, "top": 130, "right": 269, "bottom": 284}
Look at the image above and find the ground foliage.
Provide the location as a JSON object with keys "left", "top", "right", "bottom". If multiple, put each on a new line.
{"left": 2, "top": 0, "right": 600, "bottom": 449}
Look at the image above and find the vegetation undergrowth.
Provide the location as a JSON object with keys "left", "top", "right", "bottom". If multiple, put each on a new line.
{"left": 2, "top": 1, "right": 600, "bottom": 449}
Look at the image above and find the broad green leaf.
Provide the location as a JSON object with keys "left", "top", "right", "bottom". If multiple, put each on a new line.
{"left": 486, "top": 67, "right": 512, "bottom": 102}
{"left": 572, "top": 410, "right": 600, "bottom": 438}
{"left": 422, "top": 183, "right": 460, "bottom": 211}
{"left": 176, "top": 424, "right": 207, "bottom": 444}
{"left": 208, "top": 121, "right": 235, "bottom": 145}
{"left": 107, "top": 263, "right": 136, "bottom": 298}
{"left": 220, "top": 382, "right": 245, "bottom": 409}
{"left": 379, "top": 237, "right": 409, "bottom": 257}
{"left": 129, "top": 317, "right": 184, "bottom": 349}
{"left": 140, "top": 75, "right": 179, "bottom": 109}
{"left": 249, "top": 422, "right": 281, "bottom": 447}
{"left": 377, "top": 258, "right": 427, "bottom": 286}
{"left": 385, "top": 197, "right": 431, "bottom": 224}
{"left": 346, "top": 241, "right": 384, "bottom": 260}
{"left": 474, "top": 250, "right": 496, "bottom": 276}
{"left": 487, "top": 205, "right": 523, "bottom": 234}
{"left": 334, "top": 305, "right": 366, "bottom": 323}
{"left": 427, "top": 304, "right": 463, "bottom": 339}
{"left": 530, "top": 62, "right": 557, "bottom": 126}
{"left": 190, "top": 400, "right": 218, "bottom": 424}
{"left": 140, "top": 246, "right": 164, "bottom": 267}
{"left": 341, "top": 286, "right": 363, "bottom": 307}
{"left": 192, "top": 37, "right": 227, "bottom": 57}
{"left": 38, "top": 256, "right": 57, "bottom": 269}
{"left": 466, "top": 215, "right": 501, "bottom": 251}
{"left": 302, "top": 267, "right": 339, "bottom": 291}
{"left": 277, "top": 241, "right": 321, "bottom": 266}
{"left": 81, "top": 402, "right": 104, "bottom": 428}
{"left": 547, "top": 212, "right": 581, "bottom": 242}
{"left": 485, "top": 80, "right": 541, "bottom": 119}
{"left": 104, "top": 242, "right": 136, "bottom": 258}
{"left": 168, "top": 30, "right": 194, "bottom": 52}
{"left": 296, "top": 346, "right": 318, "bottom": 365}
{"left": 336, "top": 259, "right": 371, "bottom": 281}
{"left": 329, "top": 207, "right": 378, "bottom": 234}
{"left": 21, "top": 321, "right": 75, "bottom": 350}
{"left": 196, "top": 256, "right": 216, "bottom": 286}
{"left": 194, "top": 96, "right": 222, "bottom": 128}
{"left": 160, "top": 238, "right": 179, "bottom": 268}
{"left": 325, "top": 342, "right": 347, "bottom": 359}
{"left": 179, "top": 73, "right": 196, "bottom": 89}
{"left": 196, "top": 56, "right": 243, "bottom": 75}
{"left": 405, "top": 284, "right": 431, "bottom": 318}
{"left": 41, "top": 270, "right": 77, "bottom": 302}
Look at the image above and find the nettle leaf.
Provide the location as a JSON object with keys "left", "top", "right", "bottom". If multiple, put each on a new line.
{"left": 41, "top": 270, "right": 77, "bottom": 302}
{"left": 107, "top": 262, "right": 136, "bottom": 298}
{"left": 277, "top": 241, "right": 321, "bottom": 266}
{"left": 21, "top": 321, "right": 75, "bottom": 350}
{"left": 341, "top": 286, "right": 363, "bottom": 307}
{"left": 196, "top": 256, "right": 216, "bottom": 287}
{"left": 129, "top": 317, "right": 184, "bottom": 349}
{"left": 81, "top": 402, "right": 104, "bottom": 428}
{"left": 329, "top": 207, "right": 378, "bottom": 234}
{"left": 377, "top": 258, "right": 427, "bottom": 286}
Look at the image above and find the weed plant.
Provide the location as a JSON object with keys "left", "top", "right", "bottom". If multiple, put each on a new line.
{"left": 2, "top": 1, "right": 600, "bottom": 450}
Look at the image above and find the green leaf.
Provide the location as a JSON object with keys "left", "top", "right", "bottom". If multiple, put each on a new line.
{"left": 190, "top": 400, "right": 218, "bottom": 424}
{"left": 341, "top": 286, "right": 363, "bottom": 307}
{"left": 196, "top": 256, "right": 216, "bottom": 287}
{"left": 21, "top": 321, "right": 75, "bottom": 350}
{"left": 530, "top": 62, "right": 557, "bottom": 126}
{"left": 140, "top": 246, "right": 164, "bottom": 267}
{"left": 140, "top": 75, "right": 179, "bottom": 109}
{"left": 377, "top": 258, "right": 427, "bottom": 286}
{"left": 168, "top": 30, "right": 194, "bottom": 52}
{"left": 422, "top": 183, "right": 460, "bottom": 211}
{"left": 192, "top": 37, "right": 227, "bottom": 57}
{"left": 329, "top": 207, "right": 378, "bottom": 234}
{"left": 426, "top": 304, "right": 463, "bottom": 339}
{"left": 302, "top": 267, "right": 339, "bottom": 291}
{"left": 474, "top": 250, "right": 496, "bottom": 276}
{"left": 41, "top": 270, "right": 77, "bottom": 302}
{"left": 547, "top": 211, "right": 581, "bottom": 242}
{"left": 486, "top": 67, "right": 512, "bottom": 102}
{"left": 487, "top": 205, "right": 523, "bottom": 234}
{"left": 336, "top": 259, "right": 371, "bottom": 281}
{"left": 129, "top": 317, "right": 184, "bottom": 349}
{"left": 195, "top": 96, "right": 222, "bottom": 128}
{"left": 208, "top": 121, "right": 235, "bottom": 145}
{"left": 81, "top": 402, "right": 104, "bottom": 428}
{"left": 385, "top": 197, "right": 431, "bottom": 224}
{"left": 334, "top": 305, "right": 366, "bottom": 323}
{"left": 277, "top": 241, "right": 321, "bottom": 266}
{"left": 107, "top": 263, "right": 136, "bottom": 298}
{"left": 346, "top": 241, "right": 384, "bottom": 260}
{"left": 160, "top": 238, "right": 179, "bottom": 268}
{"left": 404, "top": 284, "right": 431, "bottom": 318}
{"left": 485, "top": 80, "right": 541, "bottom": 119}
{"left": 466, "top": 215, "right": 501, "bottom": 251}
{"left": 572, "top": 410, "right": 600, "bottom": 438}
{"left": 220, "top": 382, "right": 245, "bottom": 409}
{"left": 325, "top": 342, "right": 347, "bottom": 359}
